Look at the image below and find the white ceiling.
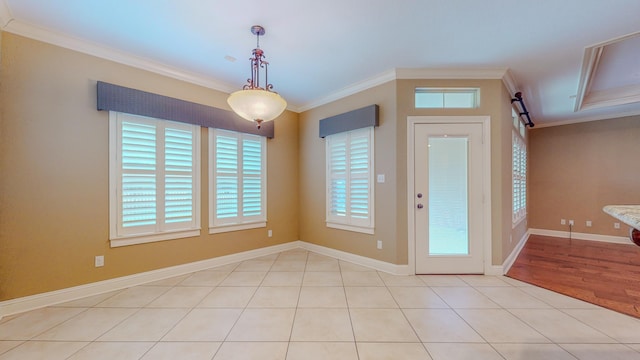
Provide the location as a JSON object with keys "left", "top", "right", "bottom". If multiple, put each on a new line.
{"left": 2, "top": 0, "right": 640, "bottom": 127}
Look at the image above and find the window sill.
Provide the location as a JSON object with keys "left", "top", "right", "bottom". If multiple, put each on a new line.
{"left": 209, "top": 222, "right": 267, "bottom": 234}
{"left": 110, "top": 229, "right": 200, "bottom": 248}
{"left": 326, "top": 222, "right": 374, "bottom": 235}
{"left": 512, "top": 215, "right": 527, "bottom": 229}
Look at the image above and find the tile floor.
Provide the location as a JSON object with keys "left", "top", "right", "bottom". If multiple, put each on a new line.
{"left": 2, "top": 249, "right": 640, "bottom": 359}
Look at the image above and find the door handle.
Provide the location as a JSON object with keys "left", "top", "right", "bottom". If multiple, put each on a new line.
{"left": 417, "top": 203, "right": 424, "bottom": 209}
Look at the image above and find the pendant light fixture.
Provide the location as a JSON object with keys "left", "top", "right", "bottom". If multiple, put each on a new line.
{"left": 227, "top": 25, "right": 287, "bottom": 129}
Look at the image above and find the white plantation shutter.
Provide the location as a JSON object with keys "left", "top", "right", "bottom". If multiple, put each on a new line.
{"left": 110, "top": 112, "right": 200, "bottom": 246}
{"left": 512, "top": 129, "right": 527, "bottom": 224}
{"left": 326, "top": 127, "right": 374, "bottom": 233}
{"left": 210, "top": 129, "right": 266, "bottom": 230}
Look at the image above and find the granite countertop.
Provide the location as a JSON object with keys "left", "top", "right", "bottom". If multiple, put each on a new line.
{"left": 603, "top": 205, "right": 640, "bottom": 229}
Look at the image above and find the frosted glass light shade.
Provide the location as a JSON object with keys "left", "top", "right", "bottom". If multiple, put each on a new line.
{"left": 227, "top": 89, "right": 287, "bottom": 123}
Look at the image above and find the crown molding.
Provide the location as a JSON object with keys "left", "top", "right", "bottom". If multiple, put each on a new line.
{"left": 532, "top": 108, "right": 640, "bottom": 129}
{"left": 501, "top": 69, "right": 519, "bottom": 96}
{"left": 395, "top": 67, "right": 508, "bottom": 80}
{"left": 297, "top": 69, "right": 397, "bottom": 112}
{"left": 2, "top": 18, "right": 238, "bottom": 95}
{"left": 0, "top": 0, "right": 13, "bottom": 28}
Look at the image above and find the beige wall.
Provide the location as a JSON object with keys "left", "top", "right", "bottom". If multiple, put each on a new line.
{"left": 298, "top": 81, "right": 398, "bottom": 263}
{"left": 0, "top": 33, "right": 299, "bottom": 301}
{"left": 298, "top": 78, "right": 516, "bottom": 267}
{"left": 529, "top": 115, "right": 640, "bottom": 236}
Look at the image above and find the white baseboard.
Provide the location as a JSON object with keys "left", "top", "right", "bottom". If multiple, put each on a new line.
{"left": 501, "top": 231, "right": 531, "bottom": 274}
{"left": 529, "top": 228, "right": 632, "bottom": 245}
{"left": 0, "top": 241, "right": 300, "bottom": 319}
{"left": 0, "top": 240, "right": 412, "bottom": 319}
{"left": 299, "top": 242, "right": 411, "bottom": 275}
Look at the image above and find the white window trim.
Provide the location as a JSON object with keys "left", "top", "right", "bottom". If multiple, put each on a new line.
{"left": 325, "top": 127, "right": 375, "bottom": 234}
{"left": 512, "top": 111, "right": 527, "bottom": 227}
{"left": 208, "top": 128, "right": 267, "bottom": 234}
{"left": 415, "top": 87, "right": 481, "bottom": 109}
{"left": 109, "top": 112, "right": 201, "bottom": 247}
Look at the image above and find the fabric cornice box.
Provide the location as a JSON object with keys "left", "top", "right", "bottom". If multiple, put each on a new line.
{"left": 319, "top": 104, "right": 379, "bottom": 138}
{"left": 96, "top": 81, "right": 275, "bottom": 138}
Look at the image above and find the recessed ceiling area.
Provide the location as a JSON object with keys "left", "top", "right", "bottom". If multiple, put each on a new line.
{"left": 576, "top": 31, "right": 640, "bottom": 112}
{"left": 1, "top": 0, "right": 640, "bottom": 127}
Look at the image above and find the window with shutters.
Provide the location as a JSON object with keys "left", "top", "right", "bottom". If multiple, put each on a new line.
{"left": 209, "top": 128, "right": 266, "bottom": 233}
{"left": 512, "top": 108, "right": 527, "bottom": 225}
{"left": 109, "top": 112, "right": 201, "bottom": 247}
{"left": 325, "top": 127, "right": 374, "bottom": 234}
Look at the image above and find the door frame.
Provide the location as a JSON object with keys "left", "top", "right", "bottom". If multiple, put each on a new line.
{"left": 407, "top": 116, "right": 492, "bottom": 275}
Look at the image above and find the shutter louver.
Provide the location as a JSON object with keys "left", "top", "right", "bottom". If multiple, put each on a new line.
{"left": 165, "top": 128, "right": 194, "bottom": 224}
{"left": 243, "top": 138, "right": 262, "bottom": 217}
{"left": 350, "top": 134, "right": 370, "bottom": 219}
{"left": 216, "top": 135, "right": 239, "bottom": 219}
{"left": 121, "top": 121, "right": 157, "bottom": 228}
{"left": 329, "top": 136, "right": 347, "bottom": 217}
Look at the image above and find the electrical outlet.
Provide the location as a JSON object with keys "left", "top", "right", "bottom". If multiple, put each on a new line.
{"left": 95, "top": 255, "right": 104, "bottom": 267}
{"left": 586, "top": 220, "right": 592, "bottom": 227}
{"left": 561, "top": 219, "right": 566, "bottom": 225}
{"left": 268, "top": 229, "right": 273, "bottom": 237}
{"left": 614, "top": 222, "right": 621, "bottom": 229}
{"left": 569, "top": 220, "right": 574, "bottom": 226}
{"left": 376, "top": 240, "right": 382, "bottom": 249}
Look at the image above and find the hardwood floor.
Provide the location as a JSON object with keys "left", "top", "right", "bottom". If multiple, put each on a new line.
{"left": 507, "top": 234, "right": 640, "bottom": 318}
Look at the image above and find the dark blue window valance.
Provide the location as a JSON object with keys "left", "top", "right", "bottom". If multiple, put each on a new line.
{"left": 97, "top": 81, "right": 274, "bottom": 138}
{"left": 319, "top": 105, "right": 379, "bottom": 138}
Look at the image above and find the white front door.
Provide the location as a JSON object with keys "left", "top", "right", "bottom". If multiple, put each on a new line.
{"left": 413, "top": 122, "right": 484, "bottom": 274}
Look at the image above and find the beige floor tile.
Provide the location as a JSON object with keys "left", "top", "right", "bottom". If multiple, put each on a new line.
{"left": 493, "top": 343, "right": 576, "bottom": 360}
{"left": 162, "top": 308, "right": 242, "bottom": 341}
{"left": 0, "top": 307, "right": 86, "bottom": 340}
{"left": 34, "top": 308, "right": 137, "bottom": 341}
{"left": 270, "top": 260, "right": 306, "bottom": 272}
{"left": 357, "top": 342, "right": 432, "bottom": 360}
{"left": 142, "top": 274, "right": 190, "bottom": 286}
{"left": 424, "top": 343, "right": 503, "bottom": 360}
{"left": 341, "top": 271, "right": 384, "bottom": 286}
{"left": 209, "top": 263, "right": 240, "bottom": 272}
{"left": 253, "top": 253, "right": 280, "bottom": 261}
{"left": 179, "top": 270, "right": 229, "bottom": 287}
{"left": 146, "top": 286, "right": 212, "bottom": 308}
{"left": 235, "top": 260, "right": 275, "bottom": 272}
{"left": 302, "top": 271, "right": 343, "bottom": 286}
{"left": 286, "top": 342, "right": 358, "bottom": 360}
{"left": 378, "top": 272, "right": 426, "bottom": 286}
{"left": 219, "top": 271, "right": 267, "bottom": 286}
{"left": 277, "top": 249, "right": 309, "bottom": 261}
{"left": 510, "top": 308, "right": 613, "bottom": 343}
{"left": 290, "top": 308, "right": 354, "bottom": 341}
{"left": 213, "top": 342, "right": 288, "bottom": 360}
{"left": 67, "top": 341, "right": 154, "bottom": 360}
{"left": 456, "top": 309, "right": 549, "bottom": 343}
{"left": 197, "top": 287, "right": 256, "bottom": 308}
{"left": 96, "top": 286, "right": 171, "bottom": 308}
{"left": 305, "top": 259, "right": 340, "bottom": 272}
{"left": 141, "top": 342, "right": 221, "bottom": 360}
{"left": 431, "top": 287, "right": 500, "bottom": 308}
{"left": 562, "top": 309, "right": 640, "bottom": 343}
{"left": 560, "top": 344, "right": 640, "bottom": 360}
{"left": 298, "top": 286, "right": 347, "bottom": 308}
{"left": 459, "top": 275, "right": 511, "bottom": 287}
{"left": 344, "top": 287, "right": 398, "bottom": 308}
{"left": 476, "top": 286, "right": 552, "bottom": 308}
{"left": 57, "top": 290, "right": 123, "bottom": 307}
{"left": 306, "top": 252, "right": 335, "bottom": 262}
{"left": 350, "top": 309, "right": 419, "bottom": 342}
{"left": 98, "top": 308, "right": 188, "bottom": 341}
{"left": 339, "top": 261, "right": 374, "bottom": 272}
{"left": 418, "top": 275, "right": 468, "bottom": 286}
{"left": 388, "top": 287, "right": 449, "bottom": 308}
{"left": 520, "top": 286, "right": 599, "bottom": 309}
{"left": 0, "top": 341, "right": 22, "bottom": 355}
{"left": 403, "top": 309, "right": 484, "bottom": 343}
{"left": 262, "top": 271, "right": 304, "bottom": 286}
{"left": 0, "top": 341, "right": 87, "bottom": 360}
{"left": 247, "top": 286, "right": 300, "bottom": 308}
{"left": 500, "top": 276, "right": 533, "bottom": 287}
{"left": 226, "top": 308, "right": 296, "bottom": 341}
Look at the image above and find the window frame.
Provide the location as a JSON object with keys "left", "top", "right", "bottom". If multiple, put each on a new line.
{"left": 325, "top": 126, "right": 375, "bottom": 234}
{"left": 512, "top": 109, "right": 527, "bottom": 226}
{"left": 415, "top": 87, "right": 481, "bottom": 109}
{"left": 208, "top": 128, "right": 267, "bottom": 234}
{"left": 109, "top": 112, "right": 201, "bottom": 247}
